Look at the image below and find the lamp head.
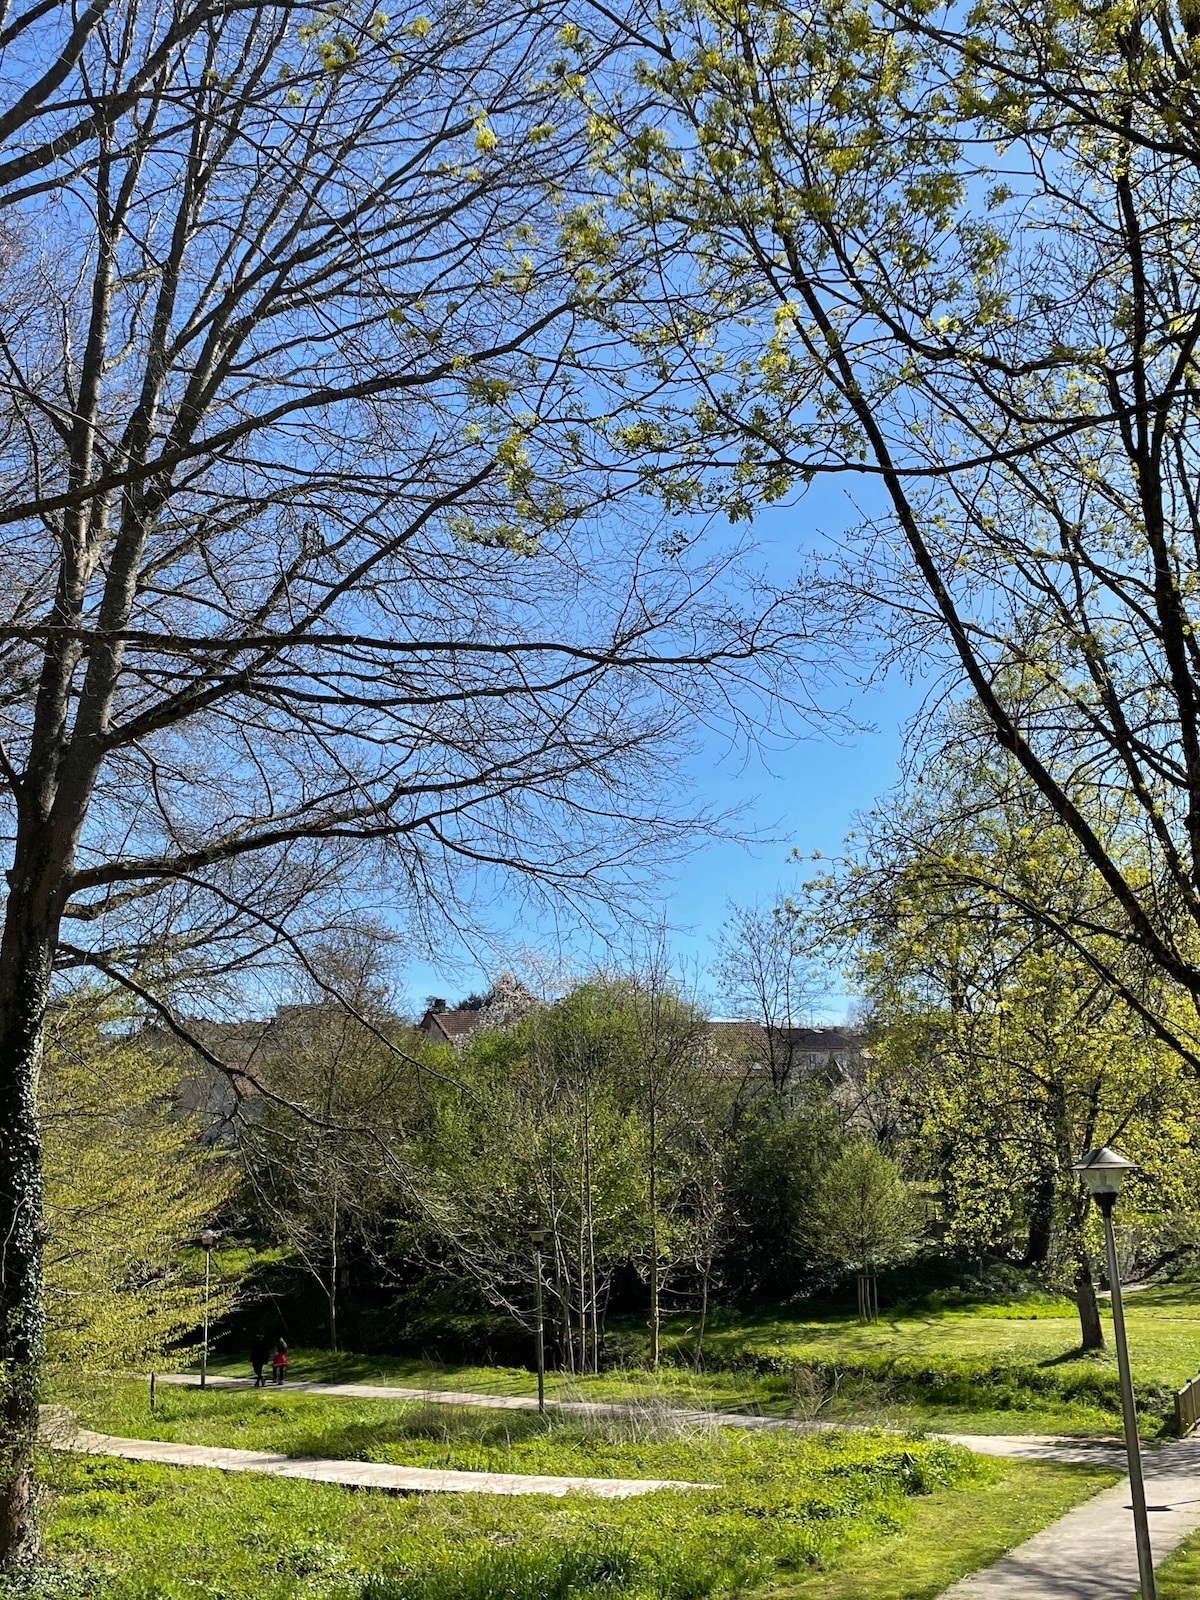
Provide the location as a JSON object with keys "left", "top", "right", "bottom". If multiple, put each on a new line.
{"left": 526, "top": 1222, "right": 550, "bottom": 1246}
{"left": 199, "top": 1229, "right": 221, "bottom": 1248}
{"left": 1072, "top": 1147, "right": 1139, "bottom": 1199}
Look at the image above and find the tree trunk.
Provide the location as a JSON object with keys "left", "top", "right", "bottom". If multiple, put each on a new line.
{"left": 0, "top": 921, "right": 54, "bottom": 1567}
{"left": 577, "top": 1163, "right": 588, "bottom": 1374}
{"left": 648, "top": 1251, "right": 659, "bottom": 1368}
{"left": 648, "top": 1098, "right": 659, "bottom": 1369}
{"left": 1024, "top": 1166, "right": 1056, "bottom": 1267}
{"left": 1075, "top": 1251, "right": 1106, "bottom": 1351}
{"left": 553, "top": 1252, "right": 574, "bottom": 1375}
{"left": 582, "top": 1097, "right": 600, "bottom": 1374}
{"left": 694, "top": 1264, "right": 710, "bottom": 1368}
{"left": 328, "top": 1205, "right": 339, "bottom": 1353}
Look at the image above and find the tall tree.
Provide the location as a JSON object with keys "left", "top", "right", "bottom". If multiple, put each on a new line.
{"left": 605, "top": 959, "right": 726, "bottom": 1367}
{"left": 410, "top": 985, "right": 646, "bottom": 1374}
{"left": 813, "top": 740, "right": 1200, "bottom": 1345}
{"left": 806, "top": 1139, "right": 919, "bottom": 1322}
{"left": 720, "top": 1085, "right": 845, "bottom": 1301}
{"left": 241, "top": 942, "right": 414, "bottom": 1352}
{"left": 715, "top": 899, "right": 823, "bottom": 1097}
{"left": 612, "top": 0, "right": 1200, "bottom": 1060}
{"left": 0, "top": 0, "right": 823, "bottom": 1560}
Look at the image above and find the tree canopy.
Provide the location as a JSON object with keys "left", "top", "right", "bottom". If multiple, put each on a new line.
{"left": 606, "top": 0, "right": 1200, "bottom": 1049}
{"left": 806, "top": 730, "right": 1200, "bottom": 1341}
{"left": 0, "top": 0, "right": 830, "bottom": 1559}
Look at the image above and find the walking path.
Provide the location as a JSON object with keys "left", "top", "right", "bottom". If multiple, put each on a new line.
{"left": 43, "top": 1416, "right": 704, "bottom": 1500}
{"left": 161, "top": 1372, "right": 657, "bottom": 1417}
{"left": 942, "top": 1436, "right": 1200, "bottom": 1598}
{"left": 157, "top": 1375, "right": 1131, "bottom": 1465}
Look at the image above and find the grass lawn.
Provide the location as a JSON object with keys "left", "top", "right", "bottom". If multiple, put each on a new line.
{"left": 34, "top": 1390, "right": 1117, "bottom": 1600}
{"left": 664, "top": 1279, "right": 1200, "bottom": 1382}
{"left": 51, "top": 1373, "right": 969, "bottom": 1480}
{"left": 181, "top": 1276, "right": 1200, "bottom": 1438}
{"left": 769, "top": 1458, "right": 1115, "bottom": 1599}
{"left": 665, "top": 1279, "right": 1200, "bottom": 1438}
{"left": 1153, "top": 1521, "right": 1200, "bottom": 1599}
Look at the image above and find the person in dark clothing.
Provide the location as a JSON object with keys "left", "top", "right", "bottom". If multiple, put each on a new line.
{"left": 250, "top": 1332, "right": 271, "bottom": 1387}
{"left": 272, "top": 1338, "right": 288, "bottom": 1385}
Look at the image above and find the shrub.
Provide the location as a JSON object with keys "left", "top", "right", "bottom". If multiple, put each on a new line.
{"left": 363, "top": 1542, "right": 648, "bottom": 1600}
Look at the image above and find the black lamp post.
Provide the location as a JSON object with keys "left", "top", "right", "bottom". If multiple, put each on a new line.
{"left": 1073, "top": 1147, "right": 1155, "bottom": 1600}
{"left": 199, "top": 1228, "right": 221, "bottom": 1390}
{"left": 527, "top": 1223, "right": 549, "bottom": 1415}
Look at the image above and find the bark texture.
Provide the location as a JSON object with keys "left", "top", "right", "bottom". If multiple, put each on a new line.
{"left": 0, "top": 920, "right": 54, "bottom": 1565}
{"left": 1076, "top": 1252, "right": 1106, "bottom": 1352}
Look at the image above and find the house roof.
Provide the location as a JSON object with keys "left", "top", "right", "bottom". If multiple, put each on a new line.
{"left": 706, "top": 1021, "right": 864, "bottom": 1050}
{"left": 420, "top": 1006, "right": 482, "bottom": 1043}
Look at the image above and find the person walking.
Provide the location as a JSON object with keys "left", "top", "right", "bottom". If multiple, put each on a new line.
{"left": 272, "top": 1339, "right": 288, "bottom": 1385}
{"left": 250, "top": 1331, "right": 271, "bottom": 1387}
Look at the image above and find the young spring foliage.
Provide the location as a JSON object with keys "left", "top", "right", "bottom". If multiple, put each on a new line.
{"left": 40, "top": 992, "right": 237, "bottom": 1369}
{"left": 803, "top": 731, "right": 1200, "bottom": 1339}
{"left": 606, "top": 0, "right": 1200, "bottom": 1057}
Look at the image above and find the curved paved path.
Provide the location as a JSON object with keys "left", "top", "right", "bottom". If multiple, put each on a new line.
{"left": 46, "top": 1420, "right": 704, "bottom": 1499}
{"left": 60, "top": 1380, "right": 1200, "bottom": 1590}
{"left": 156, "top": 1375, "right": 1131, "bottom": 1464}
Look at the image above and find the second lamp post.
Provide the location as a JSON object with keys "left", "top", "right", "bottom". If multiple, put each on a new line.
{"left": 1073, "top": 1146, "right": 1155, "bottom": 1600}
{"left": 198, "top": 1228, "right": 221, "bottom": 1390}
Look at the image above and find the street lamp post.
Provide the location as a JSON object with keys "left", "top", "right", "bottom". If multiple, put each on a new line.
{"left": 527, "top": 1223, "right": 550, "bottom": 1416}
{"left": 199, "top": 1229, "right": 221, "bottom": 1391}
{"left": 1073, "top": 1147, "right": 1155, "bottom": 1600}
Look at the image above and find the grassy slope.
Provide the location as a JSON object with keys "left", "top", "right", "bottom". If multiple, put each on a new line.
{"left": 666, "top": 1280, "right": 1200, "bottom": 1379}
{"left": 187, "top": 1278, "right": 1200, "bottom": 1437}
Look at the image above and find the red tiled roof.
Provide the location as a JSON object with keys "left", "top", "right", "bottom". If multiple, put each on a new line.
{"left": 422, "top": 1008, "right": 481, "bottom": 1042}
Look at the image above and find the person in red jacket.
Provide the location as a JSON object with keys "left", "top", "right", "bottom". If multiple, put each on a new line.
{"left": 272, "top": 1339, "right": 288, "bottom": 1385}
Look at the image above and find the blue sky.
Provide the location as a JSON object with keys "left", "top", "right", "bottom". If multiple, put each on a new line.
{"left": 397, "top": 490, "right": 932, "bottom": 1020}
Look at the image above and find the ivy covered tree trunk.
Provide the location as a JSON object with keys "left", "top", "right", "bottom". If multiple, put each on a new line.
{"left": 0, "top": 916, "right": 55, "bottom": 1566}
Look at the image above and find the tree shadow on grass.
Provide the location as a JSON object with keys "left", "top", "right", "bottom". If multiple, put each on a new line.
{"left": 1037, "top": 1347, "right": 1113, "bottom": 1368}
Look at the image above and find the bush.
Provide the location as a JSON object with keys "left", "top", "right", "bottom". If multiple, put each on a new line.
{"left": 363, "top": 1542, "right": 645, "bottom": 1600}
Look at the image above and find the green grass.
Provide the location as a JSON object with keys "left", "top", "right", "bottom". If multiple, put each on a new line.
{"left": 1153, "top": 1522, "right": 1200, "bottom": 1599}
{"left": 662, "top": 1279, "right": 1200, "bottom": 1382}
{"left": 46, "top": 1373, "right": 962, "bottom": 1483}
{"left": 201, "top": 1346, "right": 766, "bottom": 1408}
{"left": 648, "top": 1280, "right": 1200, "bottom": 1438}
{"left": 186, "top": 1276, "right": 1200, "bottom": 1438}
{"left": 32, "top": 1421, "right": 1116, "bottom": 1600}
{"left": 768, "top": 1457, "right": 1116, "bottom": 1599}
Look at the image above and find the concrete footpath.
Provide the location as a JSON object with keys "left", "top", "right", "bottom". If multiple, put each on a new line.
{"left": 47, "top": 1421, "right": 703, "bottom": 1499}
{"left": 155, "top": 1375, "right": 1131, "bottom": 1463}
{"left": 942, "top": 1437, "right": 1200, "bottom": 1599}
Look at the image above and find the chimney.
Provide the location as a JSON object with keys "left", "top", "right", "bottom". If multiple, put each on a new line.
{"left": 426, "top": 997, "right": 447, "bottom": 1014}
